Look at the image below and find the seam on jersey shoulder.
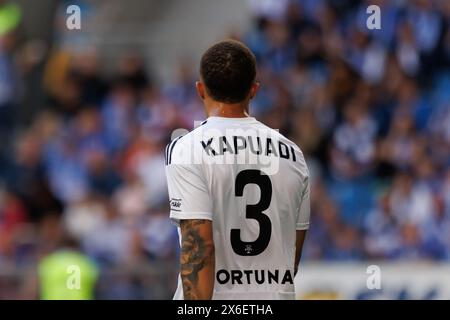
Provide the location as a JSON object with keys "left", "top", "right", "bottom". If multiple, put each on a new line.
{"left": 165, "top": 135, "right": 183, "bottom": 165}
{"left": 165, "top": 120, "right": 208, "bottom": 165}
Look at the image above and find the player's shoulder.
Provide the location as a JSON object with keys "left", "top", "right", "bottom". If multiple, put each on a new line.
{"left": 165, "top": 120, "right": 208, "bottom": 166}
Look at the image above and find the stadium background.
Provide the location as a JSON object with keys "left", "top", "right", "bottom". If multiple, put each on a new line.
{"left": 1, "top": 0, "right": 450, "bottom": 299}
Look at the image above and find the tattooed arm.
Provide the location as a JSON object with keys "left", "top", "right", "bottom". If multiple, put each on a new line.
{"left": 180, "top": 219, "right": 215, "bottom": 300}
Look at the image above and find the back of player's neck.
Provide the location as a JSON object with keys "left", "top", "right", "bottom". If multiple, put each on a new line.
{"left": 207, "top": 103, "right": 249, "bottom": 118}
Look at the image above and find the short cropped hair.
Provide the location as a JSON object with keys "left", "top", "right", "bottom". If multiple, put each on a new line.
{"left": 200, "top": 39, "right": 257, "bottom": 103}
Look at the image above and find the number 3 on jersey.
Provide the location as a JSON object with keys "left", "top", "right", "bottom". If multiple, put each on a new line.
{"left": 231, "top": 169, "right": 272, "bottom": 256}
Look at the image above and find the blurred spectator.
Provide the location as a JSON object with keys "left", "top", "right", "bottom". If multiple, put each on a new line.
{"left": 389, "top": 171, "right": 435, "bottom": 225}
{"left": 38, "top": 235, "right": 98, "bottom": 300}
{"left": 81, "top": 200, "right": 140, "bottom": 267}
{"left": 364, "top": 192, "right": 400, "bottom": 259}
{"left": 63, "top": 195, "right": 107, "bottom": 241}
{"left": 330, "top": 97, "right": 377, "bottom": 179}
{"left": 0, "top": 0, "right": 21, "bottom": 152}
{"left": 140, "top": 208, "right": 178, "bottom": 260}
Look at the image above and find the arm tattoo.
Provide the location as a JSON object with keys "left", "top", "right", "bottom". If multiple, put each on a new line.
{"left": 180, "top": 220, "right": 213, "bottom": 299}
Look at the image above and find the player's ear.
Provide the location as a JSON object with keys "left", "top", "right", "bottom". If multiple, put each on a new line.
{"left": 249, "top": 81, "right": 260, "bottom": 100}
{"left": 196, "top": 81, "right": 206, "bottom": 100}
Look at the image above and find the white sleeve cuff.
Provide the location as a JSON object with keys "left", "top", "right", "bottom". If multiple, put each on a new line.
{"left": 296, "top": 222, "right": 309, "bottom": 230}
{"left": 170, "top": 211, "right": 213, "bottom": 226}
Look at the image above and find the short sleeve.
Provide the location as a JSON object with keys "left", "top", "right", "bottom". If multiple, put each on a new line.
{"left": 297, "top": 177, "right": 310, "bottom": 230}
{"left": 165, "top": 162, "right": 212, "bottom": 226}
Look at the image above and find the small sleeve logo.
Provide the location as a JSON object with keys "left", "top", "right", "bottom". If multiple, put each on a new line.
{"left": 170, "top": 198, "right": 182, "bottom": 210}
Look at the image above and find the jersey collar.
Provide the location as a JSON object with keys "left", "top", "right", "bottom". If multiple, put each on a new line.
{"left": 206, "top": 116, "right": 257, "bottom": 122}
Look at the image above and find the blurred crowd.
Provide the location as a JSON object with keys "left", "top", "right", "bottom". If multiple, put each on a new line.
{"left": 245, "top": 0, "right": 450, "bottom": 261}
{"left": 1, "top": 0, "right": 450, "bottom": 298}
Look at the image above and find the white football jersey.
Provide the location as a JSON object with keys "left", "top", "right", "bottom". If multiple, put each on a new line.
{"left": 165, "top": 116, "right": 310, "bottom": 300}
